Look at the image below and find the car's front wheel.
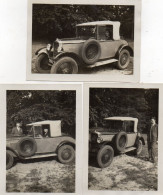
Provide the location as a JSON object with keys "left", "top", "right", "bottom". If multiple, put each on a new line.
{"left": 6, "top": 151, "right": 14, "bottom": 170}
{"left": 50, "top": 57, "right": 78, "bottom": 74}
{"left": 117, "top": 49, "right": 130, "bottom": 70}
{"left": 97, "top": 145, "right": 114, "bottom": 168}
{"left": 35, "top": 53, "right": 51, "bottom": 73}
{"left": 58, "top": 145, "right": 75, "bottom": 164}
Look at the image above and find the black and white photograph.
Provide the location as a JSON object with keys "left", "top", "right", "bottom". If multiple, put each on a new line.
{"left": 82, "top": 84, "right": 162, "bottom": 192}
{"left": 27, "top": 0, "right": 141, "bottom": 82}
{"left": 0, "top": 84, "right": 83, "bottom": 194}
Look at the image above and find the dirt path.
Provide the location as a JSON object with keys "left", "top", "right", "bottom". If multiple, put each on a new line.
{"left": 6, "top": 157, "right": 75, "bottom": 193}
{"left": 89, "top": 143, "right": 158, "bottom": 191}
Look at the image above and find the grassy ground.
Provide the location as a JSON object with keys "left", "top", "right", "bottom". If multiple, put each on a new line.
{"left": 88, "top": 136, "right": 158, "bottom": 191}
{"left": 32, "top": 40, "right": 134, "bottom": 75}
{"left": 6, "top": 157, "right": 75, "bottom": 193}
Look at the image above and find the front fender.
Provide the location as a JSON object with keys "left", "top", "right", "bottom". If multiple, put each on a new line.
{"left": 6, "top": 147, "right": 19, "bottom": 157}
{"left": 35, "top": 47, "right": 48, "bottom": 56}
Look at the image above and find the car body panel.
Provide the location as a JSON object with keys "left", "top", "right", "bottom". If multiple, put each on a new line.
{"left": 35, "top": 136, "right": 75, "bottom": 154}
{"left": 6, "top": 120, "right": 75, "bottom": 159}
{"left": 89, "top": 117, "right": 143, "bottom": 153}
{"left": 99, "top": 40, "right": 127, "bottom": 59}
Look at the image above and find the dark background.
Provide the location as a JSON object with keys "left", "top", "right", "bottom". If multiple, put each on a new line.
{"left": 7, "top": 90, "right": 76, "bottom": 138}
{"left": 89, "top": 88, "right": 159, "bottom": 133}
{"left": 32, "top": 4, "right": 134, "bottom": 42}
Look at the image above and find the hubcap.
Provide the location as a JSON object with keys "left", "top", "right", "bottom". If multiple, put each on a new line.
{"left": 86, "top": 45, "right": 98, "bottom": 60}
{"left": 119, "top": 135, "right": 126, "bottom": 148}
{"left": 120, "top": 53, "right": 128, "bottom": 65}
{"left": 57, "top": 63, "right": 73, "bottom": 74}
{"left": 101, "top": 149, "right": 112, "bottom": 164}
{"left": 61, "top": 149, "right": 72, "bottom": 160}
{"left": 21, "top": 141, "right": 33, "bottom": 154}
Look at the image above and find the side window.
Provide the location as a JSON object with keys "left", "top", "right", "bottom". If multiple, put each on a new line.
{"left": 34, "top": 126, "right": 43, "bottom": 138}
{"left": 97, "top": 25, "right": 113, "bottom": 40}
{"left": 124, "top": 121, "right": 134, "bottom": 133}
{"left": 42, "top": 124, "right": 50, "bottom": 137}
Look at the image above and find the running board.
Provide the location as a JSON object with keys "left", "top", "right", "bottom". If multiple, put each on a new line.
{"left": 87, "top": 59, "right": 118, "bottom": 68}
{"left": 121, "top": 147, "right": 136, "bottom": 154}
{"left": 22, "top": 153, "right": 57, "bottom": 159}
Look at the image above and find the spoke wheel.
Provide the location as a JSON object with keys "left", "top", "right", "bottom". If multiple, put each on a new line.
{"left": 58, "top": 145, "right": 75, "bottom": 164}
{"left": 97, "top": 145, "right": 114, "bottom": 168}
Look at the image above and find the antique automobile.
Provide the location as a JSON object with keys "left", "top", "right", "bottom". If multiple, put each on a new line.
{"left": 89, "top": 117, "right": 145, "bottom": 168}
{"left": 6, "top": 120, "right": 75, "bottom": 169}
{"left": 34, "top": 21, "right": 133, "bottom": 74}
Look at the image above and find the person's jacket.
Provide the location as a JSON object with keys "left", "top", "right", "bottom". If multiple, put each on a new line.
{"left": 147, "top": 124, "right": 158, "bottom": 142}
{"left": 11, "top": 127, "right": 23, "bottom": 135}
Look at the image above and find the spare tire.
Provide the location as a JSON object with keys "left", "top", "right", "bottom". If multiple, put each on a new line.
{"left": 114, "top": 131, "right": 128, "bottom": 152}
{"left": 17, "top": 137, "right": 37, "bottom": 157}
{"left": 81, "top": 39, "right": 101, "bottom": 64}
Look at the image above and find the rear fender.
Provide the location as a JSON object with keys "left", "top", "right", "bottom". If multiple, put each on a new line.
{"left": 116, "top": 44, "right": 134, "bottom": 58}
{"left": 56, "top": 141, "right": 75, "bottom": 153}
{"left": 6, "top": 147, "right": 18, "bottom": 158}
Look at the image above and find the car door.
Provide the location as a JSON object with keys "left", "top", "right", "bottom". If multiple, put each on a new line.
{"left": 33, "top": 125, "right": 57, "bottom": 154}
{"left": 124, "top": 121, "right": 137, "bottom": 147}
{"left": 97, "top": 25, "right": 120, "bottom": 59}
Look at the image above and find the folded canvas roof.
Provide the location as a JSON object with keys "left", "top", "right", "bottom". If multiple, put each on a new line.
{"left": 77, "top": 20, "right": 120, "bottom": 40}
{"left": 27, "top": 120, "right": 61, "bottom": 137}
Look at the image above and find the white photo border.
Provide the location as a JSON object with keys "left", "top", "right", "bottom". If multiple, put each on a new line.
{"left": 83, "top": 83, "right": 163, "bottom": 194}
{"left": 27, "top": 0, "right": 141, "bottom": 82}
{"left": 0, "top": 84, "right": 83, "bottom": 195}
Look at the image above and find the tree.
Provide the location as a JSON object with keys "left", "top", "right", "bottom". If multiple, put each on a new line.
{"left": 89, "top": 88, "right": 159, "bottom": 133}
{"left": 7, "top": 90, "right": 76, "bottom": 137}
{"left": 32, "top": 4, "right": 134, "bottom": 41}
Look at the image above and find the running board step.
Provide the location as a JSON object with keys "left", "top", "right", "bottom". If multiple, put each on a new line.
{"left": 87, "top": 59, "right": 118, "bottom": 68}
{"left": 121, "top": 147, "right": 136, "bottom": 154}
{"left": 23, "top": 153, "right": 57, "bottom": 159}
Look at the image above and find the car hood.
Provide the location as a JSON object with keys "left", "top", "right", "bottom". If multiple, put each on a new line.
{"left": 89, "top": 127, "right": 118, "bottom": 135}
{"left": 89, "top": 127, "right": 106, "bottom": 134}
{"left": 57, "top": 38, "right": 85, "bottom": 44}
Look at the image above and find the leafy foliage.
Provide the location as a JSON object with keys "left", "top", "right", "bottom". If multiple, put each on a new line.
{"left": 7, "top": 90, "right": 76, "bottom": 137}
{"left": 32, "top": 4, "right": 134, "bottom": 41}
{"left": 89, "top": 88, "right": 159, "bottom": 132}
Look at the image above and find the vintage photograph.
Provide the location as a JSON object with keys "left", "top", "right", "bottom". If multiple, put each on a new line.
{"left": 6, "top": 90, "right": 76, "bottom": 193}
{"left": 88, "top": 87, "right": 158, "bottom": 191}
{"left": 27, "top": 0, "right": 141, "bottom": 82}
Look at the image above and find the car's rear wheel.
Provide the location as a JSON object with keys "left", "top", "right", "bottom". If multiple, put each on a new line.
{"left": 35, "top": 53, "right": 51, "bottom": 73}
{"left": 50, "top": 57, "right": 78, "bottom": 74}
{"left": 117, "top": 49, "right": 130, "bottom": 70}
{"left": 6, "top": 151, "right": 14, "bottom": 170}
{"left": 17, "top": 137, "right": 37, "bottom": 157}
{"left": 58, "top": 145, "right": 75, "bottom": 164}
{"left": 97, "top": 145, "right": 114, "bottom": 168}
{"left": 81, "top": 39, "right": 101, "bottom": 65}
{"left": 115, "top": 131, "right": 128, "bottom": 152}
{"left": 135, "top": 139, "right": 143, "bottom": 155}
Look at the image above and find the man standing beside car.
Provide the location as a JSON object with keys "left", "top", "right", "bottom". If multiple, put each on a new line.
{"left": 11, "top": 122, "right": 23, "bottom": 136}
{"left": 147, "top": 117, "right": 158, "bottom": 163}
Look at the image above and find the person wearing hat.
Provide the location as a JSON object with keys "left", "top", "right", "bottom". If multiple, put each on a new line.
{"left": 11, "top": 122, "right": 23, "bottom": 136}
{"left": 147, "top": 117, "right": 158, "bottom": 163}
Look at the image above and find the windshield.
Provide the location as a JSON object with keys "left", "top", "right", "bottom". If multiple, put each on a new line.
{"left": 76, "top": 26, "right": 96, "bottom": 39}
{"left": 103, "top": 120, "right": 124, "bottom": 132}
